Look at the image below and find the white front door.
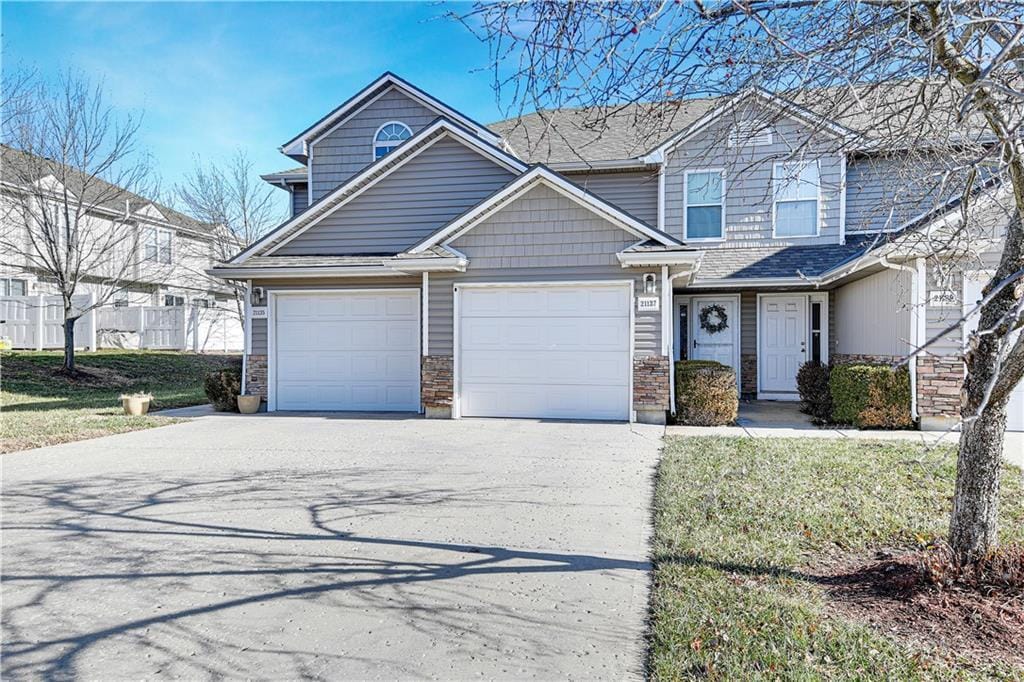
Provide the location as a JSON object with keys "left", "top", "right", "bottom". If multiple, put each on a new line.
{"left": 965, "top": 274, "right": 1023, "bottom": 431}
{"left": 272, "top": 290, "right": 421, "bottom": 411}
{"left": 690, "top": 296, "right": 739, "bottom": 373}
{"left": 759, "top": 295, "right": 807, "bottom": 397}
{"left": 457, "top": 283, "right": 631, "bottom": 421}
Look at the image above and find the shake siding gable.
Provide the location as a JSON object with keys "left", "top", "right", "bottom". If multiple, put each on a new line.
{"left": 309, "top": 87, "right": 439, "bottom": 201}
{"left": 428, "top": 183, "right": 661, "bottom": 355}
{"left": 275, "top": 137, "right": 516, "bottom": 256}
{"left": 663, "top": 110, "right": 843, "bottom": 246}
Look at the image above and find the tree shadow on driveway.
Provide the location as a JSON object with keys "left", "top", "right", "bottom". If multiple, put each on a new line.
{"left": 1, "top": 469, "right": 649, "bottom": 680}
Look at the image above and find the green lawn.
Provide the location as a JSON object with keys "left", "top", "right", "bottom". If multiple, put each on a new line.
{"left": 650, "top": 436, "right": 1024, "bottom": 681}
{"left": 0, "top": 350, "right": 241, "bottom": 453}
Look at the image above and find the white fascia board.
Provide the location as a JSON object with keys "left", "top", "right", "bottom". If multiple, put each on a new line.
{"left": 209, "top": 260, "right": 467, "bottom": 280}
{"left": 648, "top": 89, "right": 859, "bottom": 159}
{"left": 408, "top": 167, "right": 680, "bottom": 254}
{"left": 550, "top": 159, "right": 653, "bottom": 172}
{"left": 281, "top": 74, "right": 501, "bottom": 156}
{"left": 616, "top": 251, "right": 703, "bottom": 267}
{"left": 686, "top": 276, "right": 821, "bottom": 289}
{"left": 234, "top": 121, "right": 527, "bottom": 264}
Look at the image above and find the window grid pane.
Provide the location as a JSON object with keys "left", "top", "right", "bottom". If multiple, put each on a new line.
{"left": 775, "top": 199, "right": 817, "bottom": 236}
{"left": 686, "top": 172, "right": 722, "bottom": 205}
{"left": 686, "top": 206, "right": 723, "bottom": 239}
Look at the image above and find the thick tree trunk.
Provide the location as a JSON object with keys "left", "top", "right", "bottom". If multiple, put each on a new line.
{"left": 950, "top": 402, "right": 1006, "bottom": 561}
{"left": 62, "top": 315, "right": 78, "bottom": 374}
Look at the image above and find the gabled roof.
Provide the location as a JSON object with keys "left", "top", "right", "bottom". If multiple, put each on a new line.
{"left": 645, "top": 88, "right": 861, "bottom": 161}
{"left": 232, "top": 117, "right": 528, "bottom": 264}
{"left": 281, "top": 72, "right": 501, "bottom": 160}
{"left": 408, "top": 165, "right": 683, "bottom": 254}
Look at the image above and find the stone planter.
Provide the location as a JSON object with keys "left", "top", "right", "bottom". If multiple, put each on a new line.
{"left": 237, "top": 394, "right": 261, "bottom": 414}
{"left": 121, "top": 394, "right": 152, "bottom": 416}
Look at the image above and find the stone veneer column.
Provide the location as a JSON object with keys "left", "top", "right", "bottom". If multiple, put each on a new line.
{"left": 917, "top": 356, "right": 965, "bottom": 431}
{"left": 421, "top": 355, "right": 454, "bottom": 419}
{"left": 633, "top": 355, "right": 670, "bottom": 425}
{"left": 245, "top": 354, "right": 268, "bottom": 399}
{"left": 740, "top": 353, "right": 757, "bottom": 398}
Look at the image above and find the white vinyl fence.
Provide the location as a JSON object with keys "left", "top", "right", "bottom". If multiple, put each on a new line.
{"left": 2, "top": 295, "right": 243, "bottom": 352}
{"left": 0, "top": 294, "right": 96, "bottom": 350}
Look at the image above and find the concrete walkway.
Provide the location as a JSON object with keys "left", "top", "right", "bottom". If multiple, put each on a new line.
{"left": 2, "top": 416, "right": 662, "bottom": 680}
{"left": 667, "top": 401, "right": 1023, "bottom": 468}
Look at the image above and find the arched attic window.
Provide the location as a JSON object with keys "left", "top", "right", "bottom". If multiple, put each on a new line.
{"left": 373, "top": 121, "right": 412, "bottom": 160}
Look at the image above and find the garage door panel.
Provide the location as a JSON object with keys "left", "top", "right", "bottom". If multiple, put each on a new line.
{"left": 274, "top": 291, "right": 419, "bottom": 412}
{"left": 458, "top": 284, "right": 631, "bottom": 421}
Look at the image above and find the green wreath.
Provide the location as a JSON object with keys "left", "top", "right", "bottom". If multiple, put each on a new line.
{"left": 699, "top": 303, "right": 729, "bottom": 334}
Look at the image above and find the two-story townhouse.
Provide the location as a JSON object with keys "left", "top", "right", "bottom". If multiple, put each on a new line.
{"left": 1, "top": 144, "right": 236, "bottom": 312}
{"left": 213, "top": 73, "right": 1021, "bottom": 430}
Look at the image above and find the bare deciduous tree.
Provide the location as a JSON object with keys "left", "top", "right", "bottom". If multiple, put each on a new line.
{"left": 174, "top": 151, "right": 282, "bottom": 320}
{"left": 0, "top": 70, "right": 162, "bottom": 374}
{"left": 459, "top": 1, "right": 1024, "bottom": 561}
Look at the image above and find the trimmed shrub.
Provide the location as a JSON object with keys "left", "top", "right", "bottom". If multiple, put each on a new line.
{"left": 204, "top": 368, "right": 242, "bottom": 412}
{"left": 829, "top": 363, "right": 913, "bottom": 429}
{"left": 675, "top": 360, "right": 738, "bottom": 426}
{"left": 796, "top": 362, "right": 832, "bottom": 421}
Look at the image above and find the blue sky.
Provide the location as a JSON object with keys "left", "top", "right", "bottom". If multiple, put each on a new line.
{"left": 2, "top": 1, "right": 507, "bottom": 210}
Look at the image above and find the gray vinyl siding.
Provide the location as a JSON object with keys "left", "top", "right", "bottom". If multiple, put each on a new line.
{"left": 309, "top": 87, "right": 439, "bottom": 201}
{"left": 247, "top": 276, "right": 419, "bottom": 355}
{"left": 290, "top": 183, "right": 308, "bottom": 216}
{"left": 275, "top": 137, "right": 516, "bottom": 256}
{"left": 833, "top": 268, "right": 913, "bottom": 356}
{"left": 925, "top": 260, "right": 964, "bottom": 358}
{"left": 428, "top": 183, "right": 660, "bottom": 356}
{"left": 845, "top": 154, "right": 947, "bottom": 233}
{"left": 663, "top": 109, "right": 843, "bottom": 246}
{"left": 564, "top": 169, "right": 659, "bottom": 226}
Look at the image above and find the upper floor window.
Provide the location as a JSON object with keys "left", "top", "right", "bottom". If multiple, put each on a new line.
{"left": 373, "top": 122, "right": 412, "bottom": 160}
{"left": 145, "top": 227, "right": 173, "bottom": 264}
{"left": 164, "top": 294, "right": 185, "bottom": 307}
{"left": 773, "top": 161, "right": 820, "bottom": 237}
{"left": 684, "top": 169, "right": 725, "bottom": 240}
{"left": 1, "top": 278, "right": 27, "bottom": 296}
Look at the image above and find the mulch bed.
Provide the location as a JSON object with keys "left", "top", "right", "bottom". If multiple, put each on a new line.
{"left": 813, "top": 551, "right": 1024, "bottom": 668}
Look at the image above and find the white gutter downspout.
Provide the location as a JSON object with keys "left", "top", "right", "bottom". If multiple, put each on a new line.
{"left": 879, "top": 256, "right": 923, "bottom": 420}
{"left": 241, "top": 279, "right": 251, "bottom": 395}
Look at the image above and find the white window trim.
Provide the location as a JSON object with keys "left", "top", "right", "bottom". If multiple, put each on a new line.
{"left": 371, "top": 120, "right": 412, "bottom": 162}
{"left": 0, "top": 277, "right": 28, "bottom": 296}
{"left": 145, "top": 227, "right": 174, "bottom": 264}
{"left": 683, "top": 168, "right": 726, "bottom": 242}
{"left": 771, "top": 160, "right": 821, "bottom": 239}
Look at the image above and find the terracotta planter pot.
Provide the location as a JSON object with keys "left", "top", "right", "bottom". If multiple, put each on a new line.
{"left": 237, "top": 395, "right": 261, "bottom": 414}
{"left": 122, "top": 395, "right": 151, "bottom": 416}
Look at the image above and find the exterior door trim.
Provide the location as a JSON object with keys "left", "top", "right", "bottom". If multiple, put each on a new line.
{"left": 452, "top": 279, "right": 636, "bottom": 422}
{"left": 756, "top": 292, "right": 808, "bottom": 401}
{"left": 267, "top": 288, "right": 421, "bottom": 412}
{"left": 687, "top": 294, "right": 742, "bottom": 390}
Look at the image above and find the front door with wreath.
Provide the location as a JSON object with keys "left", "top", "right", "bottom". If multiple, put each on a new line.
{"left": 690, "top": 296, "right": 738, "bottom": 372}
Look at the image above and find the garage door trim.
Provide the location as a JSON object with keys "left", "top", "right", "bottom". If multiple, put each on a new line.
{"left": 453, "top": 280, "right": 635, "bottom": 422}
{"left": 267, "top": 288, "right": 421, "bottom": 412}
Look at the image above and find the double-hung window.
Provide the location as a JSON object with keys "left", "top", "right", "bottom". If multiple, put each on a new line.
{"left": 1, "top": 278, "right": 27, "bottom": 296}
{"left": 145, "top": 228, "right": 173, "bottom": 264}
{"left": 684, "top": 170, "right": 725, "bottom": 240}
{"left": 773, "top": 161, "right": 820, "bottom": 237}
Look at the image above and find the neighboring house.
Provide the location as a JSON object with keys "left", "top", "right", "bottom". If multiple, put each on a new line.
{"left": 1, "top": 144, "right": 242, "bottom": 349}
{"left": 212, "top": 72, "right": 1021, "bottom": 430}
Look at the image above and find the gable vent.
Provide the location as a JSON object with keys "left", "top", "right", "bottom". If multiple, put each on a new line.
{"left": 727, "top": 122, "right": 773, "bottom": 147}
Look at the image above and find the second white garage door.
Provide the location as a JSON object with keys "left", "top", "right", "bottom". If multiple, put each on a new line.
{"left": 457, "top": 283, "right": 631, "bottom": 421}
{"left": 273, "top": 290, "right": 420, "bottom": 411}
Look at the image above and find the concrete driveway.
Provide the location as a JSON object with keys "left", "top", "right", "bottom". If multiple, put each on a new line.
{"left": 1, "top": 415, "right": 662, "bottom": 680}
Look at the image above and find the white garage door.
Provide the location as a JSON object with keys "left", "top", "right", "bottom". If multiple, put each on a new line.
{"left": 964, "top": 275, "right": 1023, "bottom": 431}
{"left": 457, "top": 283, "right": 631, "bottom": 421}
{"left": 273, "top": 290, "right": 420, "bottom": 411}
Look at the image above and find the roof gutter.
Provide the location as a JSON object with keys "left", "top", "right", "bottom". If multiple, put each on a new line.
{"left": 551, "top": 159, "right": 655, "bottom": 173}
{"left": 207, "top": 259, "right": 467, "bottom": 280}
{"left": 616, "top": 251, "right": 704, "bottom": 267}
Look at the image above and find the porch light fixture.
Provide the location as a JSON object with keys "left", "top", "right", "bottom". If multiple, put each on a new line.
{"left": 643, "top": 272, "right": 658, "bottom": 294}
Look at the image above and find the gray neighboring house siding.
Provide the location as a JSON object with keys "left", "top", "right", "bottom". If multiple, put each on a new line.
{"left": 427, "top": 183, "right": 660, "bottom": 356}
{"left": 275, "top": 137, "right": 516, "bottom": 256}
{"left": 565, "top": 169, "right": 660, "bottom": 226}
{"left": 309, "top": 88, "right": 439, "bottom": 202}
{"left": 845, "top": 154, "right": 945, "bottom": 233}
{"left": 663, "top": 111, "right": 843, "bottom": 247}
